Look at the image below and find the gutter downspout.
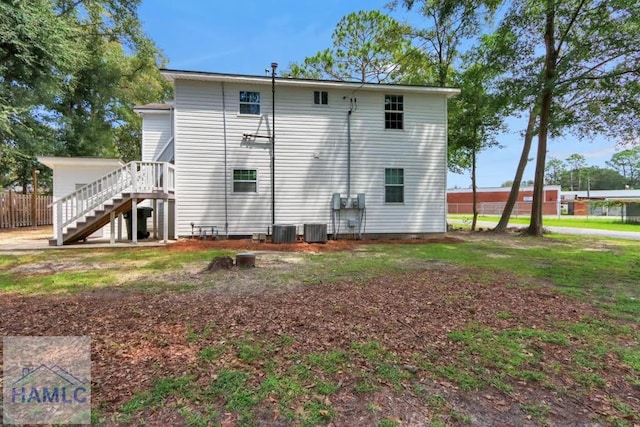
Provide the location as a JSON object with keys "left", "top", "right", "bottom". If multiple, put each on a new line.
{"left": 222, "top": 82, "right": 229, "bottom": 236}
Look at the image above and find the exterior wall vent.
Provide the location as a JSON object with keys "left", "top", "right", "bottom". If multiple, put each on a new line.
{"left": 304, "top": 223, "right": 327, "bottom": 243}
{"left": 272, "top": 224, "right": 297, "bottom": 244}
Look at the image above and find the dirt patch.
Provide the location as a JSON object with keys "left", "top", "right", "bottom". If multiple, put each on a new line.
{"left": 0, "top": 226, "right": 52, "bottom": 243}
{"left": 1, "top": 232, "right": 637, "bottom": 425}
{"left": 1, "top": 263, "right": 636, "bottom": 425}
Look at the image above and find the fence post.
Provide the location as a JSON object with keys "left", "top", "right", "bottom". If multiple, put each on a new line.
{"left": 8, "top": 190, "right": 15, "bottom": 228}
{"left": 32, "top": 168, "right": 39, "bottom": 227}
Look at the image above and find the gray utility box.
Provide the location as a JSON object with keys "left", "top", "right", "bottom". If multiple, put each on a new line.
{"left": 303, "top": 223, "right": 327, "bottom": 243}
{"left": 272, "top": 224, "right": 297, "bottom": 243}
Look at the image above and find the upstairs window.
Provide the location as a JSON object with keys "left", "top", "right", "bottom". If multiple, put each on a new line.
{"left": 385, "top": 168, "right": 404, "bottom": 203}
{"left": 384, "top": 94, "right": 403, "bottom": 129}
{"left": 239, "top": 91, "right": 260, "bottom": 115}
{"left": 314, "top": 91, "right": 328, "bottom": 105}
{"left": 233, "top": 169, "right": 257, "bottom": 193}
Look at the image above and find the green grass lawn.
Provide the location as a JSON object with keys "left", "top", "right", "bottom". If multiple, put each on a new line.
{"left": 1, "top": 234, "right": 639, "bottom": 425}
{"left": 449, "top": 214, "right": 640, "bottom": 232}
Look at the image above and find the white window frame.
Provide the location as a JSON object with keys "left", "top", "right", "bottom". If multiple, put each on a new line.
{"left": 384, "top": 94, "right": 404, "bottom": 130}
{"left": 232, "top": 168, "right": 258, "bottom": 193}
{"left": 239, "top": 91, "right": 260, "bottom": 115}
{"left": 384, "top": 168, "right": 404, "bottom": 204}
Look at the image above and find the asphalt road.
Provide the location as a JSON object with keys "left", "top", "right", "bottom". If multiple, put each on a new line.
{"left": 448, "top": 219, "right": 640, "bottom": 241}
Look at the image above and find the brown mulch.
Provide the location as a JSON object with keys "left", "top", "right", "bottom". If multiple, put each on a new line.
{"left": 1, "top": 262, "right": 637, "bottom": 425}
{"left": 166, "top": 236, "right": 463, "bottom": 253}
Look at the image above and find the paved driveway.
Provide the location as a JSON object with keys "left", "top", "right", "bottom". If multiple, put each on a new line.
{"left": 0, "top": 226, "right": 168, "bottom": 252}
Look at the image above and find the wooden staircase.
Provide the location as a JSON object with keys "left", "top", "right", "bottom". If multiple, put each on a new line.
{"left": 51, "top": 162, "right": 175, "bottom": 246}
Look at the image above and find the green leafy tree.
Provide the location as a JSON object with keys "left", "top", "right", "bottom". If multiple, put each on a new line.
{"left": 545, "top": 157, "right": 565, "bottom": 185}
{"left": 606, "top": 147, "right": 640, "bottom": 188}
{"left": 52, "top": 0, "right": 170, "bottom": 161}
{"left": 1, "top": 0, "right": 170, "bottom": 191}
{"left": 564, "top": 166, "right": 626, "bottom": 191}
{"left": 286, "top": 10, "right": 416, "bottom": 83}
{"left": 392, "top": 0, "right": 504, "bottom": 200}
{"left": 565, "top": 153, "right": 586, "bottom": 191}
{"left": 392, "top": 0, "right": 501, "bottom": 87}
{"left": 493, "top": 0, "right": 640, "bottom": 235}
{"left": 0, "top": 0, "right": 79, "bottom": 190}
{"left": 448, "top": 60, "right": 504, "bottom": 230}
{"left": 502, "top": 179, "right": 534, "bottom": 187}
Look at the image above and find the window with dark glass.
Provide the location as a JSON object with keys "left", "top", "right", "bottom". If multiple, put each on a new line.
{"left": 385, "top": 168, "right": 404, "bottom": 203}
{"left": 384, "top": 94, "right": 403, "bottom": 129}
{"left": 314, "top": 91, "right": 328, "bottom": 105}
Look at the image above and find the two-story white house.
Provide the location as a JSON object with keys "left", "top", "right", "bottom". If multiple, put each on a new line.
{"left": 46, "top": 69, "right": 458, "bottom": 244}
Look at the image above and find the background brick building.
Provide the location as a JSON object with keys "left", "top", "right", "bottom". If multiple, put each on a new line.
{"left": 447, "top": 186, "right": 562, "bottom": 216}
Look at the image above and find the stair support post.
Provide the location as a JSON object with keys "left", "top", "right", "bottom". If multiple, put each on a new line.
{"left": 153, "top": 199, "right": 158, "bottom": 240}
{"left": 110, "top": 211, "right": 116, "bottom": 244}
{"left": 131, "top": 197, "right": 138, "bottom": 244}
{"left": 163, "top": 198, "right": 169, "bottom": 244}
{"left": 56, "top": 202, "right": 63, "bottom": 246}
{"left": 118, "top": 214, "right": 123, "bottom": 241}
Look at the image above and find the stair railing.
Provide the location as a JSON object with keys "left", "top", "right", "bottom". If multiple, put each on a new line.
{"left": 53, "top": 161, "right": 175, "bottom": 245}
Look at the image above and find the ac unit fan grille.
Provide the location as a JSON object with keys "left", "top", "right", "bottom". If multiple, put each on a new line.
{"left": 304, "top": 223, "right": 327, "bottom": 243}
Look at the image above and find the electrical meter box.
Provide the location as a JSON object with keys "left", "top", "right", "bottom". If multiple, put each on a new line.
{"left": 332, "top": 193, "right": 341, "bottom": 210}
{"left": 357, "top": 193, "right": 366, "bottom": 209}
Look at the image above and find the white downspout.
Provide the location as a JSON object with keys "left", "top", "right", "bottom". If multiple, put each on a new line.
{"left": 222, "top": 82, "right": 229, "bottom": 237}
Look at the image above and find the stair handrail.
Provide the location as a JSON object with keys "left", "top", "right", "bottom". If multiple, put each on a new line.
{"left": 53, "top": 161, "right": 175, "bottom": 245}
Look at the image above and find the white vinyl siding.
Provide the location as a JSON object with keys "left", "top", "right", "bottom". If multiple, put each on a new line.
{"left": 172, "top": 79, "right": 448, "bottom": 236}
{"left": 141, "top": 112, "right": 172, "bottom": 162}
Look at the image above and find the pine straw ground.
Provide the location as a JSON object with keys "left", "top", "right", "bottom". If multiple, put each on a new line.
{"left": 0, "top": 234, "right": 639, "bottom": 426}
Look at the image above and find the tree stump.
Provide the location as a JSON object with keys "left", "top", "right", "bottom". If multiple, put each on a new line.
{"left": 235, "top": 252, "right": 256, "bottom": 268}
{"left": 206, "top": 256, "right": 234, "bottom": 272}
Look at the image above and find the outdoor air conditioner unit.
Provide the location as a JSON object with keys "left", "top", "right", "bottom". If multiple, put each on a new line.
{"left": 303, "top": 223, "right": 327, "bottom": 243}
{"left": 272, "top": 224, "right": 297, "bottom": 244}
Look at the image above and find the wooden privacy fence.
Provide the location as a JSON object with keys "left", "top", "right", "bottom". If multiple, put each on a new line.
{"left": 0, "top": 191, "right": 52, "bottom": 228}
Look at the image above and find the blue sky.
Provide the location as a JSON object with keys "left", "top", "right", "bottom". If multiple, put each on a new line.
{"left": 137, "top": 0, "right": 621, "bottom": 188}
